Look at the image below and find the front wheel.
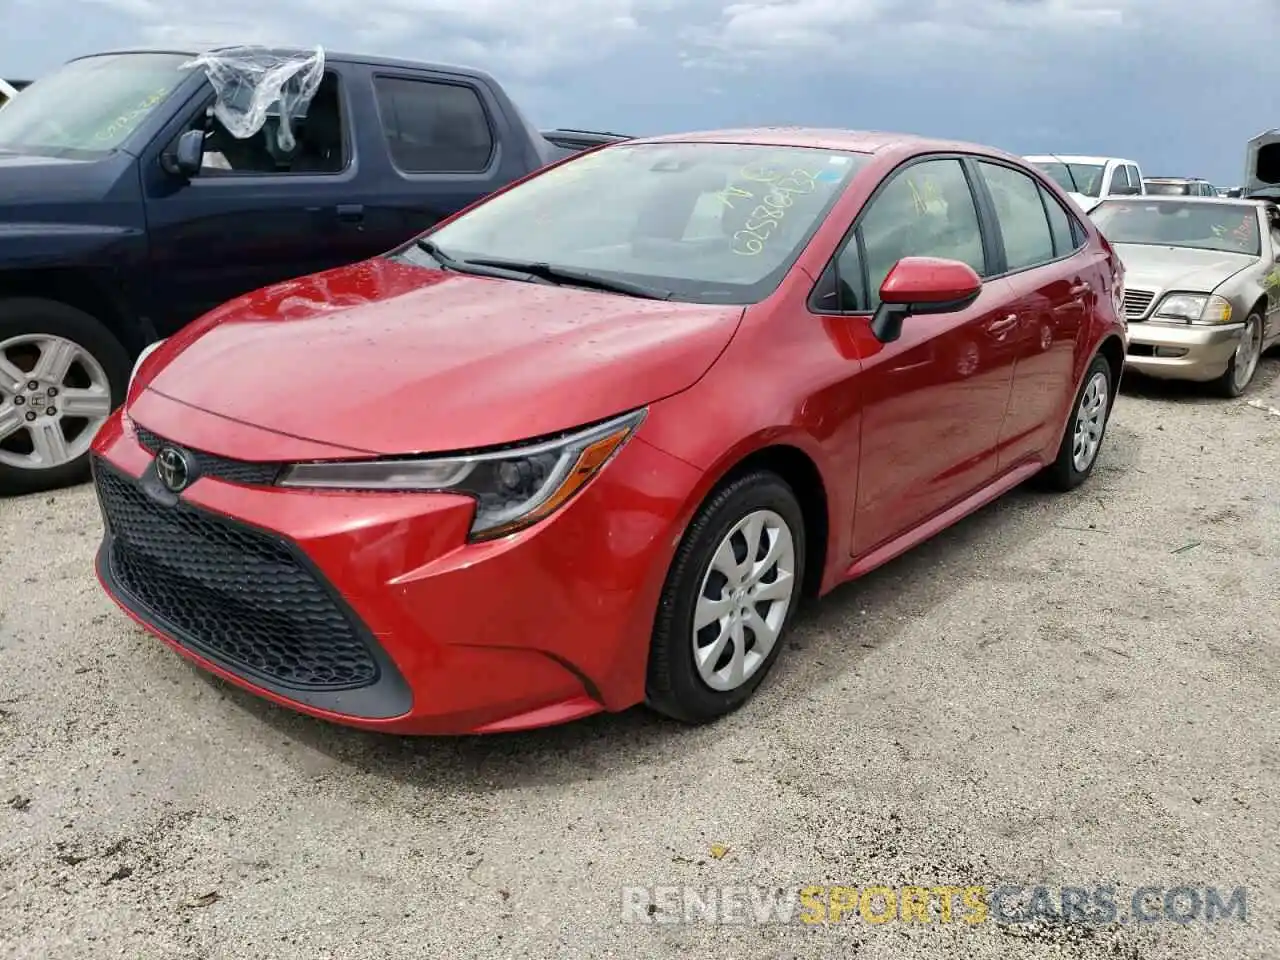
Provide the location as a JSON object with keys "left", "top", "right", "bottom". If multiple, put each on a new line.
{"left": 1211, "top": 311, "right": 1263, "bottom": 398}
{"left": 646, "top": 470, "right": 806, "bottom": 725}
{"left": 0, "top": 299, "right": 130, "bottom": 496}
{"left": 1040, "top": 353, "right": 1113, "bottom": 492}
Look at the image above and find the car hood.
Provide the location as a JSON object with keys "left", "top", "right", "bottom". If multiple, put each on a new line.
{"left": 1113, "top": 243, "right": 1257, "bottom": 292}
{"left": 1066, "top": 192, "right": 1099, "bottom": 213}
{"left": 143, "top": 257, "right": 745, "bottom": 456}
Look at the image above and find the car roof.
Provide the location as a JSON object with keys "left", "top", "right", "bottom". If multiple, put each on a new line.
{"left": 1024, "top": 154, "right": 1137, "bottom": 166}
{"left": 632, "top": 126, "right": 1027, "bottom": 161}
{"left": 67, "top": 47, "right": 501, "bottom": 84}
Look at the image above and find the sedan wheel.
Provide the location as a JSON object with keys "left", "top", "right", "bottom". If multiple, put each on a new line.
{"left": 692, "top": 508, "right": 797, "bottom": 692}
{"left": 646, "top": 470, "right": 806, "bottom": 724}
{"left": 1040, "top": 352, "right": 1113, "bottom": 492}
{"left": 1215, "top": 311, "right": 1263, "bottom": 398}
{"left": 1071, "top": 368, "right": 1109, "bottom": 473}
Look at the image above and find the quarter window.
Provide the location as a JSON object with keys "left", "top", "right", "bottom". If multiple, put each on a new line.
{"left": 1040, "top": 185, "right": 1081, "bottom": 257}
{"left": 977, "top": 161, "right": 1055, "bottom": 271}
{"left": 373, "top": 76, "right": 494, "bottom": 173}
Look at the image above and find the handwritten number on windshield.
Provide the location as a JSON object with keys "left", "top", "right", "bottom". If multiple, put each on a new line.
{"left": 731, "top": 169, "right": 820, "bottom": 255}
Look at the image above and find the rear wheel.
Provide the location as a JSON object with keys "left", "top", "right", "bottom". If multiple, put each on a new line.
{"left": 1040, "top": 353, "right": 1112, "bottom": 492}
{"left": 0, "top": 299, "right": 129, "bottom": 496}
{"left": 646, "top": 470, "right": 806, "bottom": 724}
{"left": 1211, "top": 310, "right": 1263, "bottom": 398}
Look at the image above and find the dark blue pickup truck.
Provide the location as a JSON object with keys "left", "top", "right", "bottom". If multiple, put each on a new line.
{"left": 0, "top": 47, "right": 626, "bottom": 494}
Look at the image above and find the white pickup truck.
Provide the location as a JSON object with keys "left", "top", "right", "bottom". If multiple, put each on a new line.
{"left": 1024, "top": 154, "right": 1146, "bottom": 212}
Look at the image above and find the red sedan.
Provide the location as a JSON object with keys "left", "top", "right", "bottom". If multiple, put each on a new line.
{"left": 91, "top": 129, "right": 1127, "bottom": 734}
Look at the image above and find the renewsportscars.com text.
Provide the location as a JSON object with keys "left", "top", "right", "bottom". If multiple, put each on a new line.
{"left": 621, "top": 884, "right": 1248, "bottom": 926}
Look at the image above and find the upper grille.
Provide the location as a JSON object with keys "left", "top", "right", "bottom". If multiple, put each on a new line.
{"left": 96, "top": 460, "right": 380, "bottom": 691}
{"left": 133, "top": 424, "right": 280, "bottom": 486}
{"left": 1122, "top": 288, "right": 1157, "bottom": 320}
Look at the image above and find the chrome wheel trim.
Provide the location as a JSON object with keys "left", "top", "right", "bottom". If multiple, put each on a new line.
{"left": 0, "top": 334, "right": 113, "bottom": 471}
{"left": 1071, "top": 370, "right": 1109, "bottom": 473}
{"left": 1232, "top": 314, "right": 1263, "bottom": 392}
{"left": 692, "top": 509, "right": 797, "bottom": 692}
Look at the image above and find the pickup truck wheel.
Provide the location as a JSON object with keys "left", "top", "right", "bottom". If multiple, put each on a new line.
{"left": 0, "top": 299, "right": 129, "bottom": 496}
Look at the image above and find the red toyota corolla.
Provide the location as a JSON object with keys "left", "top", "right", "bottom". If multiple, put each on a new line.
{"left": 91, "top": 129, "right": 1127, "bottom": 735}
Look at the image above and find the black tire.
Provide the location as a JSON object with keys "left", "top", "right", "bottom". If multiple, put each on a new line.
{"left": 646, "top": 470, "right": 806, "bottom": 724}
{"left": 1039, "top": 353, "right": 1113, "bottom": 492}
{"left": 0, "top": 298, "right": 131, "bottom": 496}
{"left": 1211, "top": 310, "right": 1264, "bottom": 398}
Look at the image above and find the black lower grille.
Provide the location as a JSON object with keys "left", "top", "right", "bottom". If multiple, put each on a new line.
{"left": 96, "top": 460, "right": 379, "bottom": 691}
{"left": 133, "top": 423, "right": 280, "bottom": 486}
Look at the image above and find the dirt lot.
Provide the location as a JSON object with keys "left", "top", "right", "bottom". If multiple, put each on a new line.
{"left": 2, "top": 361, "right": 1279, "bottom": 960}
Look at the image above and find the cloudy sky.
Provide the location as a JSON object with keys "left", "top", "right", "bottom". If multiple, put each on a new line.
{"left": 4, "top": 0, "right": 1276, "bottom": 184}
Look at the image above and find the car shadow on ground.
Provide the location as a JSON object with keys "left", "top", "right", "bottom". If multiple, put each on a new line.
{"left": 192, "top": 420, "right": 1144, "bottom": 794}
{"left": 1119, "top": 354, "right": 1280, "bottom": 403}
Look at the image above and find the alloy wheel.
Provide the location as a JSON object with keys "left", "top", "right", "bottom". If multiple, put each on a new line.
{"left": 0, "top": 334, "right": 114, "bottom": 471}
{"left": 1232, "top": 314, "right": 1263, "bottom": 393}
{"left": 692, "top": 509, "right": 797, "bottom": 692}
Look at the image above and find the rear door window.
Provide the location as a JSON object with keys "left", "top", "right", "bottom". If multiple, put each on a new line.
{"left": 373, "top": 76, "right": 494, "bottom": 174}
{"left": 977, "top": 161, "right": 1055, "bottom": 271}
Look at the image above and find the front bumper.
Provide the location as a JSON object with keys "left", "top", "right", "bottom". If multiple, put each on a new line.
{"left": 90, "top": 404, "right": 700, "bottom": 735}
{"left": 1123, "top": 321, "right": 1244, "bottom": 382}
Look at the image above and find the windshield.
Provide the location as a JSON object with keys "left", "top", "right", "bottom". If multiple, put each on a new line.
{"left": 0, "top": 53, "right": 190, "bottom": 159}
{"left": 1033, "top": 161, "right": 1104, "bottom": 197}
{"left": 1090, "top": 200, "right": 1261, "bottom": 256}
{"left": 403, "top": 141, "right": 869, "bottom": 304}
{"left": 1144, "top": 181, "right": 1193, "bottom": 196}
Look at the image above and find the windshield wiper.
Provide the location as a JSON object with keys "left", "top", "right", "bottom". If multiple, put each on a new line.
{"left": 414, "top": 238, "right": 552, "bottom": 284}
{"left": 459, "top": 257, "right": 673, "bottom": 300}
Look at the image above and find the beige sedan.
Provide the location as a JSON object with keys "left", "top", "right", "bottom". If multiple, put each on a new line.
{"left": 1089, "top": 196, "right": 1280, "bottom": 396}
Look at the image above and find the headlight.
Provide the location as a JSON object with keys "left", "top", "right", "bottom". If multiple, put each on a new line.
{"left": 128, "top": 338, "right": 167, "bottom": 388}
{"left": 1152, "top": 293, "right": 1232, "bottom": 324}
{"left": 278, "top": 408, "right": 646, "bottom": 540}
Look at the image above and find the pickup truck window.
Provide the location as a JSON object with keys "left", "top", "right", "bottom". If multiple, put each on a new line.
{"left": 0, "top": 52, "right": 189, "bottom": 159}
{"left": 414, "top": 141, "right": 869, "bottom": 304}
{"left": 373, "top": 77, "right": 494, "bottom": 174}
{"left": 188, "top": 72, "right": 347, "bottom": 176}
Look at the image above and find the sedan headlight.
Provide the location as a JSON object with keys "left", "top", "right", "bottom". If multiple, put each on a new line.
{"left": 278, "top": 408, "right": 647, "bottom": 540}
{"left": 1152, "top": 293, "right": 1232, "bottom": 324}
{"left": 129, "top": 338, "right": 167, "bottom": 388}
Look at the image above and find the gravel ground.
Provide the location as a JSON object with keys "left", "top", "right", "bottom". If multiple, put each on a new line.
{"left": 2, "top": 360, "right": 1279, "bottom": 960}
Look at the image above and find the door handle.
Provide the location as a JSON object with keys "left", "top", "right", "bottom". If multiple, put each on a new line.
{"left": 985, "top": 313, "right": 1019, "bottom": 337}
{"left": 336, "top": 203, "right": 364, "bottom": 223}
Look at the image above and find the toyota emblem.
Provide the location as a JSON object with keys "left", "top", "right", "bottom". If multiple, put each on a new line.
{"left": 155, "top": 446, "right": 191, "bottom": 492}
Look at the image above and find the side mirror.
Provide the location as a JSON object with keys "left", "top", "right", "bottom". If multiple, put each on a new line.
{"left": 1227, "top": 188, "right": 1243, "bottom": 198}
{"left": 870, "top": 257, "right": 982, "bottom": 343}
{"left": 163, "top": 128, "right": 205, "bottom": 178}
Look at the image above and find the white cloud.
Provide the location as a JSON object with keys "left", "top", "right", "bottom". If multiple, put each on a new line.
{"left": 679, "top": 0, "right": 1135, "bottom": 68}
{"left": 78, "top": 0, "right": 676, "bottom": 78}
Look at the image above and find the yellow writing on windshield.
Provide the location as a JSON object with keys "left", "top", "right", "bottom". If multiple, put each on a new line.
{"left": 730, "top": 167, "right": 821, "bottom": 255}
{"left": 94, "top": 87, "right": 171, "bottom": 142}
